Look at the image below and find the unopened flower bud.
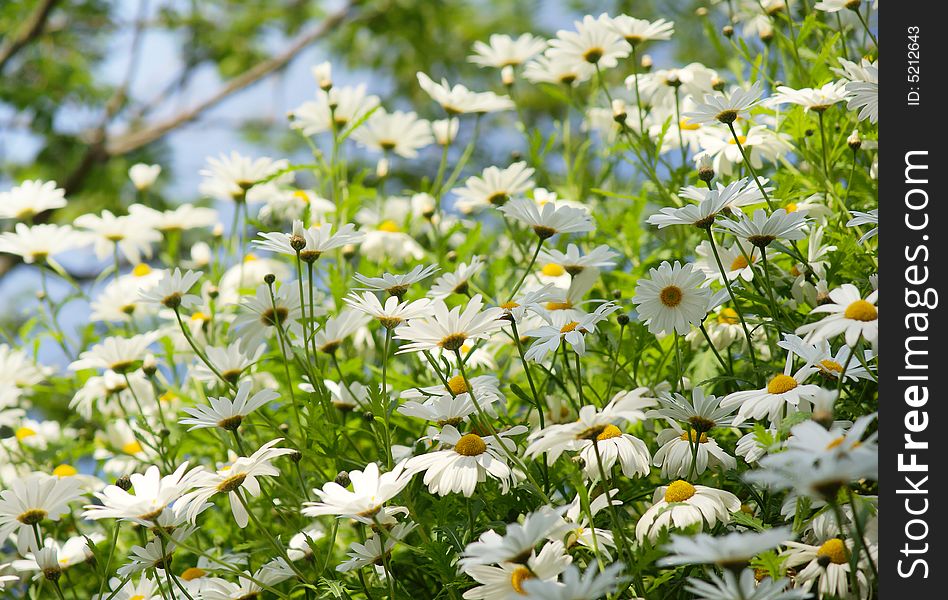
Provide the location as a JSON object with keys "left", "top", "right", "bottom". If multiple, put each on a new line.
{"left": 312, "top": 61, "right": 333, "bottom": 91}
{"left": 213, "top": 223, "right": 225, "bottom": 238}
{"left": 847, "top": 129, "right": 862, "bottom": 151}
{"left": 376, "top": 157, "right": 390, "bottom": 179}
{"left": 115, "top": 475, "right": 133, "bottom": 491}
{"left": 617, "top": 313, "right": 630, "bottom": 326}
{"left": 722, "top": 25, "right": 734, "bottom": 38}
{"left": 640, "top": 54, "right": 653, "bottom": 71}
{"left": 612, "top": 99, "right": 628, "bottom": 124}
{"left": 207, "top": 285, "right": 219, "bottom": 299}
{"left": 142, "top": 354, "right": 158, "bottom": 377}
{"left": 711, "top": 76, "right": 726, "bottom": 92}
{"left": 342, "top": 243, "right": 357, "bottom": 259}
{"left": 698, "top": 155, "right": 715, "bottom": 183}
{"left": 696, "top": 7, "right": 709, "bottom": 16}
{"left": 759, "top": 24, "right": 774, "bottom": 43}
{"left": 501, "top": 65, "right": 515, "bottom": 86}
{"left": 264, "top": 273, "right": 276, "bottom": 285}
{"left": 334, "top": 471, "right": 350, "bottom": 487}
{"left": 289, "top": 449, "right": 303, "bottom": 463}
{"left": 665, "top": 70, "right": 681, "bottom": 88}
{"left": 362, "top": 411, "right": 375, "bottom": 423}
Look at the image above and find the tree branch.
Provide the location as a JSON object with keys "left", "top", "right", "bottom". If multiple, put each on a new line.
{"left": 0, "top": 0, "right": 60, "bottom": 73}
{"left": 105, "top": 2, "right": 353, "bottom": 156}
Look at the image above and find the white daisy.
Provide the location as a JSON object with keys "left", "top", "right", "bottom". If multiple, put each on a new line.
{"left": 632, "top": 261, "right": 710, "bottom": 336}
{"left": 255, "top": 221, "right": 364, "bottom": 262}
{"left": 353, "top": 264, "right": 440, "bottom": 298}
{"left": 547, "top": 15, "right": 630, "bottom": 70}
{"left": 179, "top": 382, "right": 278, "bottom": 431}
{"left": 302, "top": 461, "right": 413, "bottom": 523}
{"left": 847, "top": 209, "right": 878, "bottom": 243}
{"left": 233, "top": 284, "right": 304, "bottom": 351}
{"left": 289, "top": 84, "right": 380, "bottom": 136}
{"left": 69, "top": 333, "right": 156, "bottom": 374}
{"left": 499, "top": 197, "right": 594, "bottom": 239}
{"left": 453, "top": 162, "right": 536, "bottom": 213}
{"left": 83, "top": 462, "right": 199, "bottom": 526}
{"left": 337, "top": 522, "right": 416, "bottom": 572}
{"left": 469, "top": 33, "right": 548, "bottom": 69}
{"left": 686, "top": 569, "right": 809, "bottom": 600}
{"left": 769, "top": 82, "right": 848, "bottom": 112}
{"left": 460, "top": 506, "right": 564, "bottom": 568}
{"left": 652, "top": 423, "right": 736, "bottom": 478}
{"left": 0, "top": 223, "right": 86, "bottom": 266}
{"left": 0, "top": 180, "right": 67, "bottom": 220}
{"left": 0, "top": 474, "right": 84, "bottom": 553}
{"left": 198, "top": 152, "right": 289, "bottom": 202}
{"left": 138, "top": 268, "right": 202, "bottom": 309}
{"left": 607, "top": 14, "right": 675, "bottom": 46}
{"left": 795, "top": 284, "right": 878, "bottom": 349}
{"left": 394, "top": 295, "right": 505, "bottom": 354}
{"left": 191, "top": 341, "right": 265, "bottom": 385}
{"left": 634, "top": 480, "right": 740, "bottom": 543}
{"left": 463, "top": 540, "right": 571, "bottom": 599}
{"left": 351, "top": 109, "right": 434, "bottom": 158}
{"left": 782, "top": 537, "right": 871, "bottom": 599}
{"left": 128, "top": 163, "right": 162, "bottom": 190}
{"left": 522, "top": 562, "right": 624, "bottom": 600}
{"left": 345, "top": 292, "right": 432, "bottom": 330}
{"left": 720, "top": 360, "right": 821, "bottom": 425}
{"left": 313, "top": 309, "right": 372, "bottom": 354}
{"left": 658, "top": 527, "right": 791, "bottom": 567}
{"left": 75, "top": 210, "right": 161, "bottom": 265}
{"left": 523, "top": 53, "right": 593, "bottom": 87}
{"left": 685, "top": 82, "right": 763, "bottom": 125}
{"left": 417, "top": 72, "right": 514, "bottom": 114}
{"left": 538, "top": 244, "right": 618, "bottom": 276}
{"left": 719, "top": 208, "right": 809, "bottom": 248}
{"left": 522, "top": 302, "right": 619, "bottom": 362}
{"left": 128, "top": 203, "right": 218, "bottom": 232}
{"left": 429, "top": 256, "right": 485, "bottom": 299}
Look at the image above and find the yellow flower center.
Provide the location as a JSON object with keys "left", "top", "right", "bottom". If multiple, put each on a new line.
{"left": 217, "top": 472, "right": 248, "bottom": 493}
{"left": 785, "top": 203, "right": 798, "bottom": 213}
{"left": 826, "top": 437, "right": 846, "bottom": 450}
{"left": 820, "top": 359, "right": 844, "bottom": 374}
{"left": 730, "top": 255, "right": 749, "bottom": 270}
{"left": 717, "top": 308, "right": 739, "bottom": 325}
{"left": 766, "top": 374, "right": 798, "bottom": 395}
{"left": 728, "top": 135, "right": 748, "bottom": 145}
{"left": 679, "top": 118, "right": 701, "bottom": 131}
{"left": 191, "top": 312, "right": 209, "bottom": 322}
{"left": 560, "top": 321, "right": 579, "bottom": 333}
{"left": 17, "top": 509, "right": 47, "bottom": 525}
{"left": 596, "top": 424, "right": 623, "bottom": 441}
{"left": 447, "top": 375, "right": 469, "bottom": 395}
{"left": 160, "top": 391, "right": 177, "bottom": 403}
{"left": 292, "top": 190, "right": 310, "bottom": 202}
{"left": 659, "top": 285, "right": 684, "bottom": 308}
{"left": 454, "top": 433, "right": 487, "bottom": 456}
{"left": 132, "top": 263, "right": 152, "bottom": 277}
{"left": 181, "top": 567, "right": 206, "bottom": 581}
{"left": 843, "top": 299, "right": 877, "bottom": 322}
{"left": 15, "top": 427, "right": 36, "bottom": 441}
{"left": 583, "top": 47, "right": 604, "bottom": 63}
{"left": 130, "top": 596, "right": 145, "bottom": 600}
{"left": 541, "top": 263, "right": 565, "bottom": 277}
{"left": 817, "top": 538, "right": 849, "bottom": 565}
{"left": 679, "top": 431, "right": 709, "bottom": 443}
{"left": 122, "top": 441, "right": 144, "bottom": 454}
{"left": 439, "top": 333, "right": 467, "bottom": 351}
{"left": 243, "top": 253, "right": 258, "bottom": 263}
{"left": 378, "top": 220, "right": 401, "bottom": 233}
{"left": 500, "top": 301, "right": 520, "bottom": 310}
{"left": 545, "top": 300, "right": 573, "bottom": 311}
{"left": 664, "top": 480, "right": 697, "bottom": 503}
{"left": 510, "top": 566, "right": 534, "bottom": 594}
{"left": 53, "top": 464, "right": 77, "bottom": 478}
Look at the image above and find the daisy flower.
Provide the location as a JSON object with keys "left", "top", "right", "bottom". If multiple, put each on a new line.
{"left": 179, "top": 382, "right": 278, "bottom": 431}
{"left": 686, "top": 569, "right": 809, "bottom": 600}
{"left": 632, "top": 261, "right": 711, "bottom": 336}
{"left": 814, "top": 0, "right": 863, "bottom": 12}
{"left": 499, "top": 197, "right": 594, "bottom": 239}
{"left": 75, "top": 210, "right": 161, "bottom": 265}
{"left": 191, "top": 341, "right": 265, "bottom": 385}
{"left": 351, "top": 109, "right": 434, "bottom": 158}
{"left": 289, "top": 84, "right": 380, "bottom": 136}
{"left": 747, "top": 448, "right": 877, "bottom": 501}
{"left": 0, "top": 223, "right": 86, "bottom": 265}
{"left": 463, "top": 541, "right": 572, "bottom": 599}
{"left": 353, "top": 264, "right": 440, "bottom": 298}
{"left": 337, "top": 522, "right": 416, "bottom": 572}
{"left": 652, "top": 422, "right": 736, "bottom": 478}
{"left": 198, "top": 152, "right": 289, "bottom": 202}
{"left": 526, "top": 389, "right": 653, "bottom": 479}
{"left": 719, "top": 208, "right": 809, "bottom": 249}
{"left": 139, "top": 268, "right": 202, "bottom": 309}
{"left": 313, "top": 309, "right": 372, "bottom": 354}
{"left": 647, "top": 387, "right": 738, "bottom": 433}
{"left": 538, "top": 244, "right": 618, "bottom": 276}
{"left": 128, "top": 203, "right": 218, "bottom": 232}
{"left": 847, "top": 209, "right": 878, "bottom": 243}
{"left": 452, "top": 162, "right": 536, "bottom": 213}
{"left": 782, "top": 537, "right": 871, "bottom": 599}
{"left": 769, "top": 82, "right": 848, "bottom": 112}
{"left": 778, "top": 334, "right": 875, "bottom": 382}
{"left": 432, "top": 117, "right": 460, "bottom": 145}
{"left": 835, "top": 58, "right": 878, "bottom": 123}
{"left": 685, "top": 82, "right": 763, "bottom": 125}
{"left": 406, "top": 424, "right": 526, "bottom": 497}
{"left": 315, "top": 379, "right": 371, "bottom": 411}
{"left": 118, "top": 524, "right": 197, "bottom": 577}
{"left": 83, "top": 462, "right": 199, "bottom": 526}
{"left": 417, "top": 72, "right": 514, "bottom": 114}
{"left": 659, "top": 527, "right": 791, "bottom": 568}
{"left": 522, "top": 302, "right": 619, "bottom": 362}
{"left": 175, "top": 439, "right": 294, "bottom": 528}
{"left": 233, "top": 284, "right": 304, "bottom": 351}
{"left": 522, "top": 562, "right": 625, "bottom": 600}
{"left": 0, "top": 474, "right": 84, "bottom": 553}
{"left": 428, "top": 256, "right": 485, "bottom": 299}
{"left": 397, "top": 393, "right": 482, "bottom": 427}
{"left": 128, "top": 163, "right": 161, "bottom": 190}
{"left": 469, "top": 33, "right": 548, "bottom": 69}
{"left": 635, "top": 480, "right": 740, "bottom": 543}
{"left": 606, "top": 14, "right": 675, "bottom": 46}
{"left": 395, "top": 294, "right": 505, "bottom": 354}
{"left": 12, "top": 534, "right": 104, "bottom": 580}
{"left": 720, "top": 359, "right": 821, "bottom": 425}
{"left": 301, "top": 461, "right": 413, "bottom": 523}
{"left": 795, "top": 283, "right": 878, "bottom": 349}
{"left": 460, "top": 506, "right": 564, "bottom": 568}
{"left": 0, "top": 179, "right": 66, "bottom": 220}
{"left": 694, "top": 239, "right": 758, "bottom": 283}
{"left": 255, "top": 220, "right": 364, "bottom": 263}
{"left": 201, "top": 560, "right": 295, "bottom": 598}
{"left": 679, "top": 177, "right": 772, "bottom": 214}
{"left": 98, "top": 575, "right": 162, "bottom": 600}
{"left": 523, "top": 53, "right": 593, "bottom": 86}
{"left": 345, "top": 292, "right": 431, "bottom": 330}
{"left": 547, "top": 15, "right": 630, "bottom": 70}
{"left": 69, "top": 333, "right": 156, "bottom": 374}
{"left": 402, "top": 373, "right": 505, "bottom": 415}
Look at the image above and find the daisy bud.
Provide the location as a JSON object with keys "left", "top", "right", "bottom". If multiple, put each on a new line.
{"left": 362, "top": 411, "right": 375, "bottom": 423}
{"left": 412, "top": 193, "right": 436, "bottom": 219}
{"left": 312, "top": 61, "right": 333, "bottom": 91}
{"left": 722, "top": 25, "right": 734, "bottom": 38}
{"left": 160, "top": 428, "right": 171, "bottom": 439}
{"left": 432, "top": 118, "right": 459, "bottom": 146}
{"left": 805, "top": 128, "right": 815, "bottom": 137}
{"left": 640, "top": 53, "right": 653, "bottom": 71}
{"left": 501, "top": 65, "right": 515, "bottom": 86}
{"left": 264, "top": 273, "right": 276, "bottom": 285}
{"left": 698, "top": 155, "right": 715, "bottom": 182}
{"left": 334, "top": 471, "right": 350, "bottom": 487}
{"left": 845, "top": 0, "right": 862, "bottom": 10}
{"left": 848, "top": 129, "right": 862, "bottom": 150}
{"left": 612, "top": 99, "right": 628, "bottom": 124}
{"left": 665, "top": 70, "right": 681, "bottom": 88}
{"left": 611, "top": 289, "right": 622, "bottom": 299}
{"left": 35, "top": 289, "right": 46, "bottom": 301}
{"left": 342, "top": 243, "right": 357, "bottom": 259}
{"left": 279, "top": 423, "right": 290, "bottom": 433}
{"left": 617, "top": 313, "right": 630, "bottom": 326}
{"left": 208, "top": 285, "right": 219, "bottom": 299}
{"left": 511, "top": 150, "right": 522, "bottom": 162}
{"left": 142, "top": 353, "right": 158, "bottom": 377}
{"left": 696, "top": 7, "right": 709, "bottom": 16}
{"left": 289, "top": 449, "right": 303, "bottom": 463}
{"left": 213, "top": 223, "right": 225, "bottom": 238}
{"left": 376, "top": 157, "right": 390, "bottom": 179}
{"left": 128, "top": 163, "right": 161, "bottom": 191}
{"left": 115, "top": 475, "right": 133, "bottom": 491}
{"left": 759, "top": 24, "right": 774, "bottom": 43}
{"left": 711, "top": 76, "right": 726, "bottom": 91}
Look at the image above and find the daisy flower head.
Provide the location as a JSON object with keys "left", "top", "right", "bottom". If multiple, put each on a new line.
{"left": 647, "top": 387, "right": 738, "bottom": 432}
{"left": 835, "top": 58, "right": 878, "bottom": 123}
{"left": 778, "top": 334, "right": 875, "bottom": 382}
{"left": 12, "top": 534, "right": 103, "bottom": 580}
{"left": 647, "top": 187, "right": 734, "bottom": 229}
{"left": 83, "top": 462, "right": 199, "bottom": 527}
{"left": 814, "top": 0, "right": 863, "bottom": 12}
{"left": 747, "top": 446, "right": 877, "bottom": 502}
{"left": 686, "top": 569, "right": 810, "bottom": 600}
{"left": 255, "top": 220, "right": 364, "bottom": 263}
{"left": 406, "top": 424, "right": 527, "bottom": 497}
{"left": 463, "top": 540, "right": 572, "bottom": 599}
{"left": 175, "top": 439, "right": 294, "bottom": 528}
{"left": 795, "top": 283, "right": 878, "bottom": 349}
{"left": 178, "top": 381, "right": 278, "bottom": 431}
{"left": 769, "top": 81, "right": 848, "bottom": 113}
{"left": 417, "top": 72, "right": 515, "bottom": 114}
{"left": 522, "top": 302, "right": 619, "bottom": 362}
{"left": 0, "top": 223, "right": 86, "bottom": 266}
{"left": 719, "top": 208, "right": 809, "bottom": 249}
{"left": 538, "top": 244, "right": 618, "bottom": 276}
{"left": 128, "top": 203, "right": 218, "bottom": 233}
{"left": 460, "top": 506, "right": 565, "bottom": 568}
{"left": 720, "top": 359, "right": 821, "bottom": 425}
{"left": 302, "top": 461, "right": 413, "bottom": 523}
{"left": 469, "top": 33, "right": 548, "bottom": 70}
{"left": 351, "top": 109, "right": 434, "bottom": 158}
{"left": 75, "top": 209, "right": 161, "bottom": 265}
{"left": 139, "top": 268, "right": 202, "bottom": 309}
{"left": 782, "top": 537, "right": 871, "bottom": 599}
{"left": 428, "top": 256, "right": 485, "bottom": 299}
{"left": 0, "top": 473, "right": 84, "bottom": 553}
{"left": 0, "top": 179, "right": 66, "bottom": 220}
{"left": 452, "top": 162, "right": 535, "bottom": 213}
{"left": 522, "top": 562, "right": 625, "bottom": 600}
{"left": 632, "top": 261, "right": 711, "bottom": 336}
{"left": 523, "top": 52, "right": 593, "bottom": 87}
{"left": 606, "top": 14, "right": 675, "bottom": 46}
{"left": 686, "top": 81, "right": 764, "bottom": 125}
{"left": 345, "top": 291, "right": 431, "bottom": 330}
{"left": 233, "top": 283, "right": 304, "bottom": 351}
{"left": 128, "top": 163, "right": 161, "bottom": 191}
{"left": 547, "top": 15, "right": 630, "bottom": 70}
{"left": 198, "top": 152, "right": 289, "bottom": 202}
{"left": 395, "top": 294, "right": 505, "bottom": 355}
{"left": 313, "top": 308, "right": 372, "bottom": 354}
{"left": 499, "top": 197, "right": 594, "bottom": 239}
{"left": 353, "top": 264, "right": 440, "bottom": 299}
{"left": 658, "top": 527, "right": 792, "bottom": 568}
{"left": 431, "top": 117, "right": 460, "bottom": 145}
{"left": 634, "top": 480, "right": 740, "bottom": 543}
{"left": 652, "top": 422, "right": 736, "bottom": 478}
{"left": 191, "top": 341, "right": 265, "bottom": 385}
{"left": 69, "top": 333, "right": 156, "bottom": 374}
{"left": 694, "top": 239, "right": 758, "bottom": 284}
{"left": 99, "top": 574, "right": 162, "bottom": 600}
{"left": 337, "top": 522, "right": 416, "bottom": 572}
{"left": 847, "top": 209, "right": 878, "bottom": 243}
{"left": 289, "top": 84, "right": 380, "bottom": 136}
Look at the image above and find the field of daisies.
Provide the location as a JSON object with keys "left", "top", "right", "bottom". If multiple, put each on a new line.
{"left": 0, "top": 2, "right": 879, "bottom": 599}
